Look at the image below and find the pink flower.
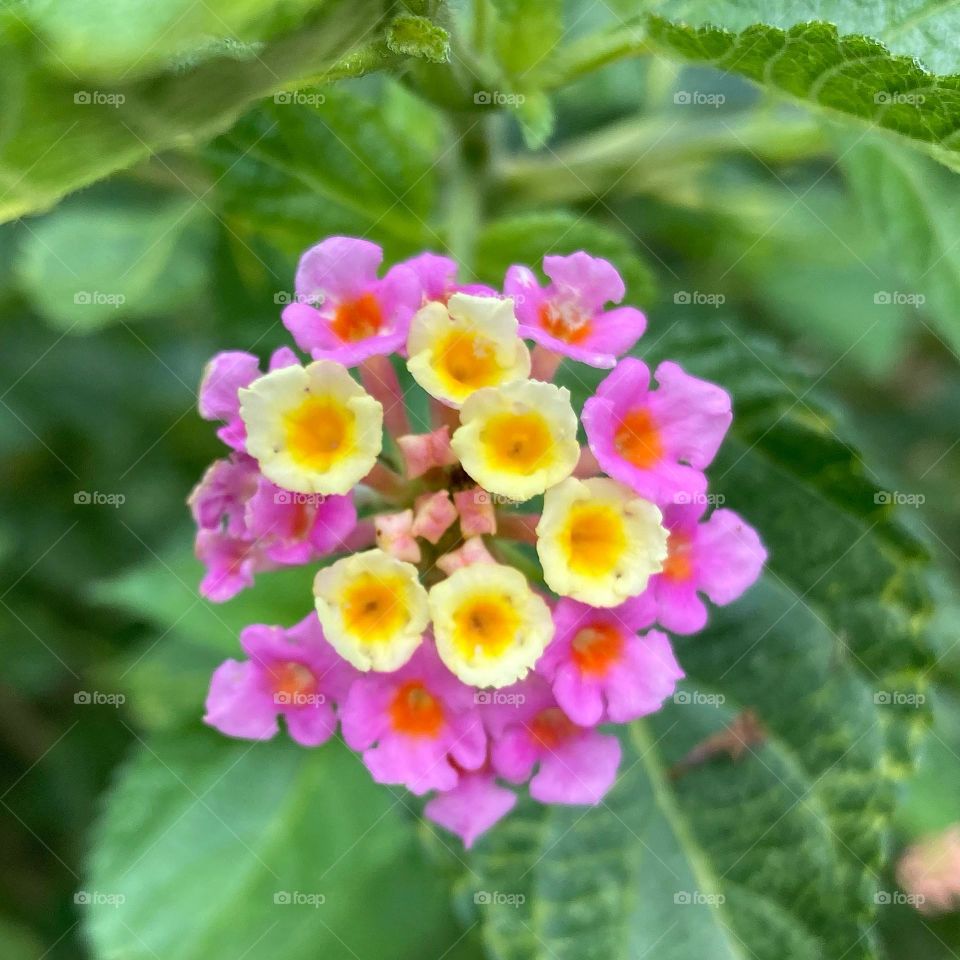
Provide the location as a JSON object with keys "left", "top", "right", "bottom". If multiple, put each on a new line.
{"left": 401, "top": 252, "right": 497, "bottom": 302}
{"left": 340, "top": 644, "right": 487, "bottom": 795}
{"left": 582, "top": 358, "right": 732, "bottom": 505}
{"left": 374, "top": 510, "right": 421, "bottom": 563}
{"left": 396, "top": 426, "right": 458, "bottom": 478}
{"left": 198, "top": 347, "right": 298, "bottom": 451}
{"left": 282, "top": 237, "right": 422, "bottom": 366}
{"left": 453, "top": 486, "right": 497, "bottom": 537}
{"left": 897, "top": 825, "right": 960, "bottom": 915}
{"left": 486, "top": 677, "right": 622, "bottom": 805}
{"left": 424, "top": 772, "right": 517, "bottom": 848}
{"left": 643, "top": 500, "right": 766, "bottom": 634}
{"left": 537, "top": 597, "right": 683, "bottom": 726}
{"left": 411, "top": 490, "right": 458, "bottom": 544}
{"left": 504, "top": 252, "right": 646, "bottom": 368}
{"left": 203, "top": 614, "right": 355, "bottom": 746}
{"left": 189, "top": 454, "right": 357, "bottom": 601}
{"left": 436, "top": 536, "right": 497, "bottom": 575}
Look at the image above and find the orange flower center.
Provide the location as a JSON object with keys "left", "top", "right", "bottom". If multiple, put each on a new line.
{"left": 529, "top": 707, "right": 579, "bottom": 749}
{"left": 389, "top": 680, "right": 445, "bottom": 737}
{"left": 662, "top": 531, "right": 694, "bottom": 581}
{"left": 538, "top": 302, "right": 591, "bottom": 344}
{"left": 268, "top": 661, "right": 318, "bottom": 700}
{"left": 331, "top": 292, "right": 384, "bottom": 342}
{"left": 571, "top": 622, "right": 624, "bottom": 677}
{"left": 614, "top": 408, "right": 663, "bottom": 469}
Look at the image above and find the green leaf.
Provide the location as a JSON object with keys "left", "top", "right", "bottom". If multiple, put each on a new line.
{"left": 206, "top": 84, "right": 440, "bottom": 263}
{"left": 85, "top": 732, "right": 463, "bottom": 960}
{"left": 460, "top": 319, "right": 932, "bottom": 960}
{"left": 840, "top": 135, "right": 960, "bottom": 358}
{"left": 475, "top": 211, "right": 657, "bottom": 306}
{"left": 537, "top": 7, "right": 960, "bottom": 167}
{"left": 14, "top": 193, "right": 213, "bottom": 332}
{"left": 0, "top": 0, "right": 394, "bottom": 222}
{"left": 386, "top": 13, "right": 450, "bottom": 63}
{"left": 17, "top": 0, "right": 326, "bottom": 79}
{"left": 491, "top": 0, "right": 563, "bottom": 78}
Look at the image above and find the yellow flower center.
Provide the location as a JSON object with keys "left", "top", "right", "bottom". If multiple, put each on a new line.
{"left": 436, "top": 331, "right": 502, "bottom": 392}
{"left": 452, "top": 595, "right": 520, "bottom": 659}
{"left": 283, "top": 395, "right": 355, "bottom": 470}
{"left": 481, "top": 411, "right": 553, "bottom": 474}
{"left": 561, "top": 503, "right": 627, "bottom": 577}
{"left": 340, "top": 572, "right": 410, "bottom": 642}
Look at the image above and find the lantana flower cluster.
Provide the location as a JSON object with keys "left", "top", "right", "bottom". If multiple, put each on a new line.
{"left": 191, "top": 236, "right": 767, "bottom": 847}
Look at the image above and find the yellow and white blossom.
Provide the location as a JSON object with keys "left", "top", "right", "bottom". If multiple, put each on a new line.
{"left": 537, "top": 476, "right": 668, "bottom": 607}
{"left": 239, "top": 360, "right": 383, "bottom": 495}
{"left": 406, "top": 293, "right": 530, "bottom": 407}
{"left": 451, "top": 379, "right": 580, "bottom": 502}
{"left": 429, "top": 563, "right": 553, "bottom": 688}
{"left": 313, "top": 549, "right": 430, "bottom": 671}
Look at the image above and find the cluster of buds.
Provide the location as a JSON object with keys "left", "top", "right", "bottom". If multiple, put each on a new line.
{"left": 191, "top": 236, "right": 766, "bottom": 847}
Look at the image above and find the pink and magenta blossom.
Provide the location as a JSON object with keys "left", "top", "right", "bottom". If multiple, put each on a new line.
{"left": 582, "top": 358, "right": 732, "bottom": 505}
{"left": 505, "top": 252, "right": 646, "bottom": 368}
{"left": 537, "top": 597, "right": 683, "bottom": 726}
{"left": 204, "top": 614, "right": 355, "bottom": 746}
{"left": 643, "top": 500, "right": 767, "bottom": 634}
{"left": 424, "top": 772, "right": 517, "bottom": 848}
{"left": 198, "top": 347, "right": 298, "bottom": 451}
{"left": 282, "top": 237, "right": 422, "bottom": 366}
{"left": 485, "top": 677, "right": 622, "bottom": 805}
{"left": 340, "top": 644, "right": 487, "bottom": 795}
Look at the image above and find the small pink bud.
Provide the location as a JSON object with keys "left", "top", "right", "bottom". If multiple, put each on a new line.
{"left": 437, "top": 536, "right": 497, "bottom": 575}
{"left": 373, "top": 510, "right": 421, "bottom": 563}
{"left": 411, "top": 490, "right": 458, "bottom": 544}
{"left": 397, "top": 427, "right": 458, "bottom": 478}
{"left": 454, "top": 486, "right": 497, "bottom": 537}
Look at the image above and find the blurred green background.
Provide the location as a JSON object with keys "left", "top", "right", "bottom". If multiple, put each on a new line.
{"left": 2, "top": 1, "right": 960, "bottom": 958}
